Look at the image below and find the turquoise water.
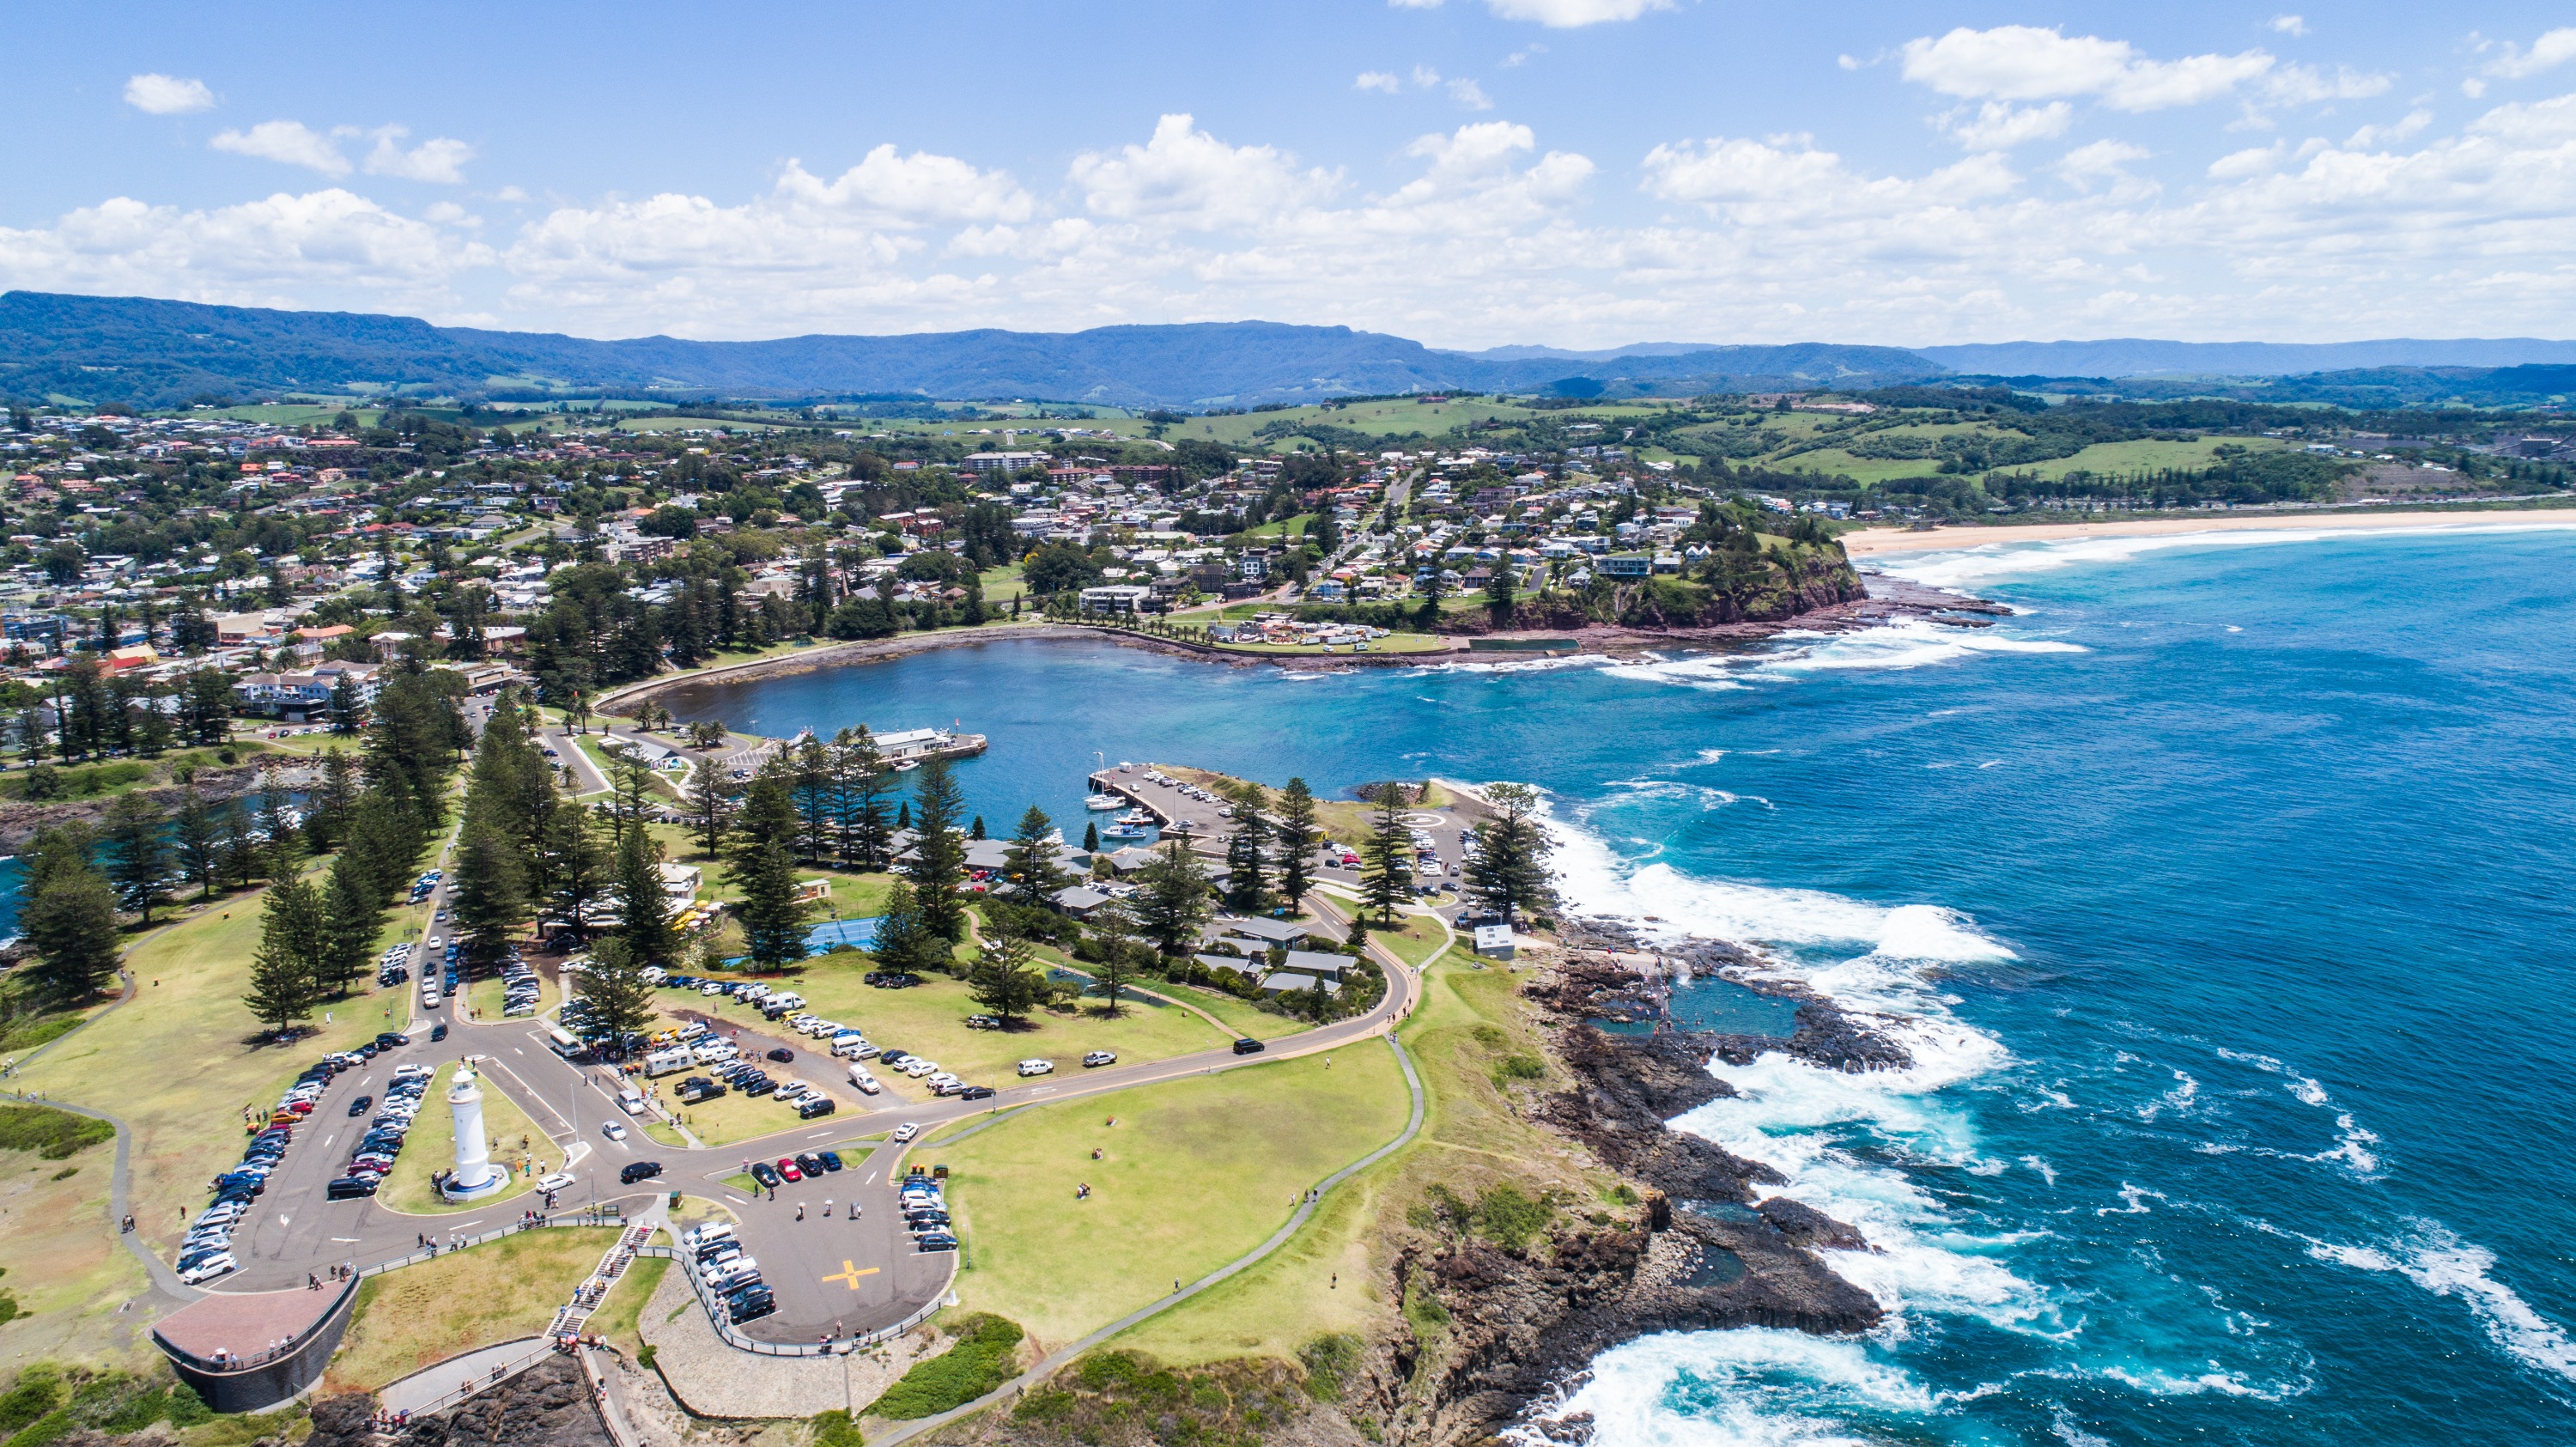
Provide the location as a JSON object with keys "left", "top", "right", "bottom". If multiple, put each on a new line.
{"left": 675, "top": 523, "right": 2576, "bottom": 1444}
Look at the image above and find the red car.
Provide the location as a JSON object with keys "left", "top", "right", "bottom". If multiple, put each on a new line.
{"left": 775, "top": 1157, "right": 803, "bottom": 1182}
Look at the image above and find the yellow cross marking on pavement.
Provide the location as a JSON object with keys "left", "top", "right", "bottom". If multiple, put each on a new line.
{"left": 823, "top": 1261, "right": 878, "bottom": 1290}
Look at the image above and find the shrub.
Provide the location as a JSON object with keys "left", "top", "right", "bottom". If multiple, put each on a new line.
{"left": 1297, "top": 1334, "right": 1364, "bottom": 1401}
{"left": 809, "top": 1407, "right": 863, "bottom": 1447}
{"left": 1473, "top": 1184, "right": 1555, "bottom": 1250}
{"left": 0, "top": 1366, "right": 61, "bottom": 1435}
{"left": 1491, "top": 1054, "right": 1544, "bottom": 1085}
{"left": 866, "top": 1314, "right": 1024, "bottom": 1420}
{"left": 0, "top": 1105, "right": 113, "bottom": 1161}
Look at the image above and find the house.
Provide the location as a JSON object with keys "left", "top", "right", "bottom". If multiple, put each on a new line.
{"left": 1218, "top": 915, "right": 1317, "bottom": 947}
{"left": 1473, "top": 923, "right": 1517, "bottom": 960}
{"left": 102, "top": 643, "right": 159, "bottom": 672}
{"left": 232, "top": 661, "right": 381, "bottom": 720}
{"left": 795, "top": 879, "right": 832, "bottom": 903}
{"left": 1052, "top": 885, "right": 1111, "bottom": 918}
{"left": 1259, "top": 971, "right": 1340, "bottom": 996}
{"left": 1598, "top": 555, "right": 1653, "bottom": 579}
{"left": 658, "top": 863, "right": 702, "bottom": 908}
{"left": 1273, "top": 950, "right": 1352, "bottom": 981}
{"left": 1194, "top": 953, "right": 1261, "bottom": 980}
{"left": 293, "top": 624, "right": 355, "bottom": 658}
{"left": 1078, "top": 585, "right": 1153, "bottom": 615}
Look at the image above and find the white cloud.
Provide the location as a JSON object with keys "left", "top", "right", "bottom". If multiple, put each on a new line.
{"left": 2270, "top": 15, "right": 2308, "bottom": 37}
{"left": 1899, "top": 26, "right": 2276, "bottom": 112}
{"left": 1070, "top": 115, "right": 1340, "bottom": 229}
{"left": 0, "top": 188, "right": 483, "bottom": 309}
{"left": 774, "top": 145, "right": 1034, "bottom": 223}
{"left": 2263, "top": 64, "right": 2394, "bottom": 105}
{"left": 30, "top": 89, "right": 2576, "bottom": 351}
{"left": 2347, "top": 108, "right": 2433, "bottom": 148}
{"left": 1502, "top": 44, "right": 1546, "bottom": 67}
{"left": 1388, "top": 0, "right": 1667, "bottom": 21}
{"left": 2484, "top": 27, "right": 2576, "bottom": 79}
{"left": 210, "top": 120, "right": 350, "bottom": 176}
{"left": 2208, "top": 141, "right": 2287, "bottom": 178}
{"left": 1449, "top": 78, "right": 1495, "bottom": 110}
{"left": 124, "top": 74, "right": 215, "bottom": 115}
{"left": 1941, "top": 100, "right": 2074, "bottom": 150}
{"left": 2053, "top": 139, "right": 2154, "bottom": 194}
{"left": 1482, "top": 0, "right": 1671, "bottom": 24}
{"left": 362, "top": 128, "right": 474, "bottom": 184}
{"left": 1413, "top": 65, "right": 1443, "bottom": 88}
{"left": 1357, "top": 70, "right": 1402, "bottom": 94}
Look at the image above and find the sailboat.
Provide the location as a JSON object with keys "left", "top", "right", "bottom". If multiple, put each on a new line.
{"left": 1085, "top": 793, "right": 1123, "bottom": 811}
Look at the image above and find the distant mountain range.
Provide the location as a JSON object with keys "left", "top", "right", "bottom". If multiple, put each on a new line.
{"left": 2, "top": 290, "right": 2571, "bottom": 410}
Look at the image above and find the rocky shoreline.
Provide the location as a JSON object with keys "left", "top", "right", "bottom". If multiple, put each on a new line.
{"left": 1362, "top": 930, "right": 1906, "bottom": 1445}
{"left": 603, "top": 572, "right": 2012, "bottom": 703}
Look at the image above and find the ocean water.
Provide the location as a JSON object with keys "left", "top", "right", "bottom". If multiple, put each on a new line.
{"left": 668, "top": 525, "right": 2576, "bottom": 1444}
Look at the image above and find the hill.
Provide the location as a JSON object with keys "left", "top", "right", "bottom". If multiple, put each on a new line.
{"left": 1917, "top": 337, "right": 2576, "bottom": 378}
{"left": 0, "top": 292, "right": 1940, "bottom": 410}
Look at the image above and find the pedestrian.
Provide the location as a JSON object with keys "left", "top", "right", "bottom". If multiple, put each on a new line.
{"left": 796, "top": 1203, "right": 805, "bottom": 1221}
{"left": 823, "top": 1200, "right": 832, "bottom": 1218}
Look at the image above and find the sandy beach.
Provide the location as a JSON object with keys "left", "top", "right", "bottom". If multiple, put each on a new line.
{"left": 1841, "top": 506, "right": 2576, "bottom": 556}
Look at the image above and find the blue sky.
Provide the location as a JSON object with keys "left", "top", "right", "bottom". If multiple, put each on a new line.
{"left": 8, "top": 0, "right": 2575, "bottom": 348}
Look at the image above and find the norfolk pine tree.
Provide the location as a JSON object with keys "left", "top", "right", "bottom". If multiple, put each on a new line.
{"left": 1359, "top": 783, "right": 1414, "bottom": 924}
{"left": 905, "top": 755, "right": 969, "bottom": 941}
{"left": 1272, "top": 776, "right": 1320, "bottom": 909}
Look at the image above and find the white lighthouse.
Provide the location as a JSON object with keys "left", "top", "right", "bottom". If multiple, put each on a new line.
{"left": 442, "top": 1061, "right": 505, "bottom": 1201}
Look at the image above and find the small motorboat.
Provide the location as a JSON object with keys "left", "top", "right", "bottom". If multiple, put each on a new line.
{"left": 1102, "top": 824, "right": 1151, "bottom": 840}
{"left": 1084, "top": 793, "right": 1122, "bottom": 812}
{"left": 893, "top": 758, "right": 920, "bottom": 772}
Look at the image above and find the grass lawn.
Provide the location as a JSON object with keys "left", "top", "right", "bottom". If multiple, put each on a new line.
{"left": 656, "top": 1078, "right": 826, "bottom": 1150}
{"left": 11, "top": 891, "right": 407, "bottom": 1259}
{"left": 325, "top": 1227, "right": 621, "bottom": 1390}
{"left": 375, "top": 1061, "right": 550, "bottom": 1216}
{"left": 462, "top": 968, "right": 556, "bottom": 1024}
{"left": 0, "top": 1124, "right": 148, "bottom": 1364}
{"left": 665, "top": 957, "right": 1240, "bottom": 1090}
{"left": 939, "top": 1046, "right": 1412, "bottom": 1351}
{"left": 1206, "top": 632, "right": 1449, "bottom": 657}
{"left": 1365, "top": 912, "right": 1452, "bottom": 970}
{"left": 586, "top": 1253, "right": 670, "bottom": 1359}
{"left": 976, "top": 562, "right": 1029, "bottom": 603}
{"left": 1124, "top": 955, "right": 1607, "bottom": 1368}
{"left": 1152, "top": 982, "right": 1312, "bottom": 1043}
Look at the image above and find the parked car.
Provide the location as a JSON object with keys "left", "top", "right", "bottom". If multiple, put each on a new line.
{"left": 817, "top": 1150, "right": 843, "bottom": 1172}
{"left": 748, "top": 1162, "right": 781, "bottom": 1189}
{"left": 1017, "top": 1059, "right": 1054, "bottom": 1077}
{"left": 797, "top": 1097, "right": 836, "bottom": 1119}
{"left": 1082, "top": 1051, "right": 1117, "bottom": 1067}
{"left": 775, "top": 1158, "right": 802, "bottom": 1183}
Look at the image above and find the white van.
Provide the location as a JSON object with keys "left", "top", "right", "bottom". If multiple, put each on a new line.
{"left": 830, "top": 1036, "right": 872, "bottom": 1060}
{"left": 846, "top": 1063, "right": 881, "bottom": 1094}
{"left": 684, "top": 1221, "right": 735, "bottom": 1250}
{"left": 617, "top": 1086, "right": 648, "bottom": 1116}
{"left": 768, "top": 992, "right": 805, "bottom": 1012}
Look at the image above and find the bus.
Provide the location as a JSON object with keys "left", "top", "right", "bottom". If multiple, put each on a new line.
{"left": 545, "top": 1025, "right": 592, "bottom": 1065}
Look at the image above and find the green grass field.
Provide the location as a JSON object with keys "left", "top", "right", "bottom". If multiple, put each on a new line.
{"left": 938, "top": 1046, "right": 1411, "bottom": 1350}
{"left": 0, "top": 1118, "right": 143, "bottom": 1365}
{"left": 662, "top": 961, "right": 1239, "bottom": 1096}
{"left": 374, "top": 1061, "right": 550, "bottom": 1215}
{"left": 463, "top": 968, "right": 556, "bottom": 1024}
{"left": 325, "top": 1227, "right": 619, "bottom": 1390}
{"left": 1121, "top": 955, "right": 1601, "bottom": 1366}
{"left": 10, "top": 891, "right": 409, "bottom": 1260}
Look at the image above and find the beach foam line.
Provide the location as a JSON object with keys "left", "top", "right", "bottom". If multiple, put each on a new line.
{"left": 1874, "top": 520, "right": 2576, "bottom": 591}
{"left": 1523, "top": 1328, "right": 1942, "bottom": 1447}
